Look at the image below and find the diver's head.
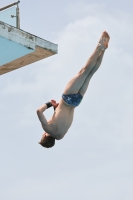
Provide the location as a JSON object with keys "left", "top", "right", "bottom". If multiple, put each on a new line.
{"left": 38, "top": 133, "right": 55, "bottom": 148}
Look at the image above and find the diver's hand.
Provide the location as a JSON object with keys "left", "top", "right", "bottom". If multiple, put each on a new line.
{"left": 50, "top": 100, "right": 59, "bottom": 109}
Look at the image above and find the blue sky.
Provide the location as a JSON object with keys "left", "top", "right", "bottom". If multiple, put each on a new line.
{"left": 0, "top": 0, "right": 133, "bottom": 199}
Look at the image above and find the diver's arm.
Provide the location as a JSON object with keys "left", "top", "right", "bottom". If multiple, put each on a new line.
{"left": 36, "top": 104, "right": 49, "bottom": 132}
{"left": 37, "top": 104, "right": 48, "bottom": 113}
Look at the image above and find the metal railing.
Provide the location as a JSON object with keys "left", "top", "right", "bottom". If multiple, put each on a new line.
{"left": 0, "top": 1, "right": 20, "bottom": 28}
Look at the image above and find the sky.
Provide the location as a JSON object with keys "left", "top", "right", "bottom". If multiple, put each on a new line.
{"left": 0, "top": 0, "right": 133, "bottom": 199}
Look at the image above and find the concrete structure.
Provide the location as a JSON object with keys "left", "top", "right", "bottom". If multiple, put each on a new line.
{"left": 0, "top": 21, "right": 58, "bottom": 75}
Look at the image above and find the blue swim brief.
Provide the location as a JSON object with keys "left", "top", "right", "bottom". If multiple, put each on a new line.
{"left": 62, "top": 93, "right": 83, "bottom": 107}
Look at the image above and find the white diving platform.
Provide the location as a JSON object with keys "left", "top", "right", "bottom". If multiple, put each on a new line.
{"left": 0, "top": 21, "right": 58, "bottom": 75}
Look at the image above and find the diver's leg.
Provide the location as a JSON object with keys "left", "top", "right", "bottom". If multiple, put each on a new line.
{"left": 79, "top": 50, "right": 105, "bottom": 96}
{"left": 63, "top": 31, "right": 110, "bottom": 95}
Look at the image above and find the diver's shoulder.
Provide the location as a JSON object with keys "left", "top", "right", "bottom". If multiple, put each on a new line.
{"left": 55, "top": 134, "right": 64, "bottom": 140}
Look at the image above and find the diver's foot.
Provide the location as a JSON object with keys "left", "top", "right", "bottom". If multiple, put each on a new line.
{"left": 98, "top": 31, "right": 110, "bottom": 50}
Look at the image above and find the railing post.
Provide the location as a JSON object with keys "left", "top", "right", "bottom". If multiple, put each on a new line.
{"left": 16, "top": 3, "right": 20, "bottom": 28}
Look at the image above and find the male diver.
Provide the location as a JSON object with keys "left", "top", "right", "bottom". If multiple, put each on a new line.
{"left": 37, "top": 31, "right": 110, "bottom": 148}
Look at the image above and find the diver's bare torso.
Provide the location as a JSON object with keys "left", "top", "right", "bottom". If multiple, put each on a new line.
{"left": 48, "top": 99, "right": 75, "bottom": 140}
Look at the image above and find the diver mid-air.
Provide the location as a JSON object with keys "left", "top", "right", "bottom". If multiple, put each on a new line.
{"left": 37, "top": 31, "right": 110, "bottom": 148}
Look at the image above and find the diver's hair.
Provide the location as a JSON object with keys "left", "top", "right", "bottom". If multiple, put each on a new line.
{"left": 39, "top": 135, "right": 55, "bottom": 148}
